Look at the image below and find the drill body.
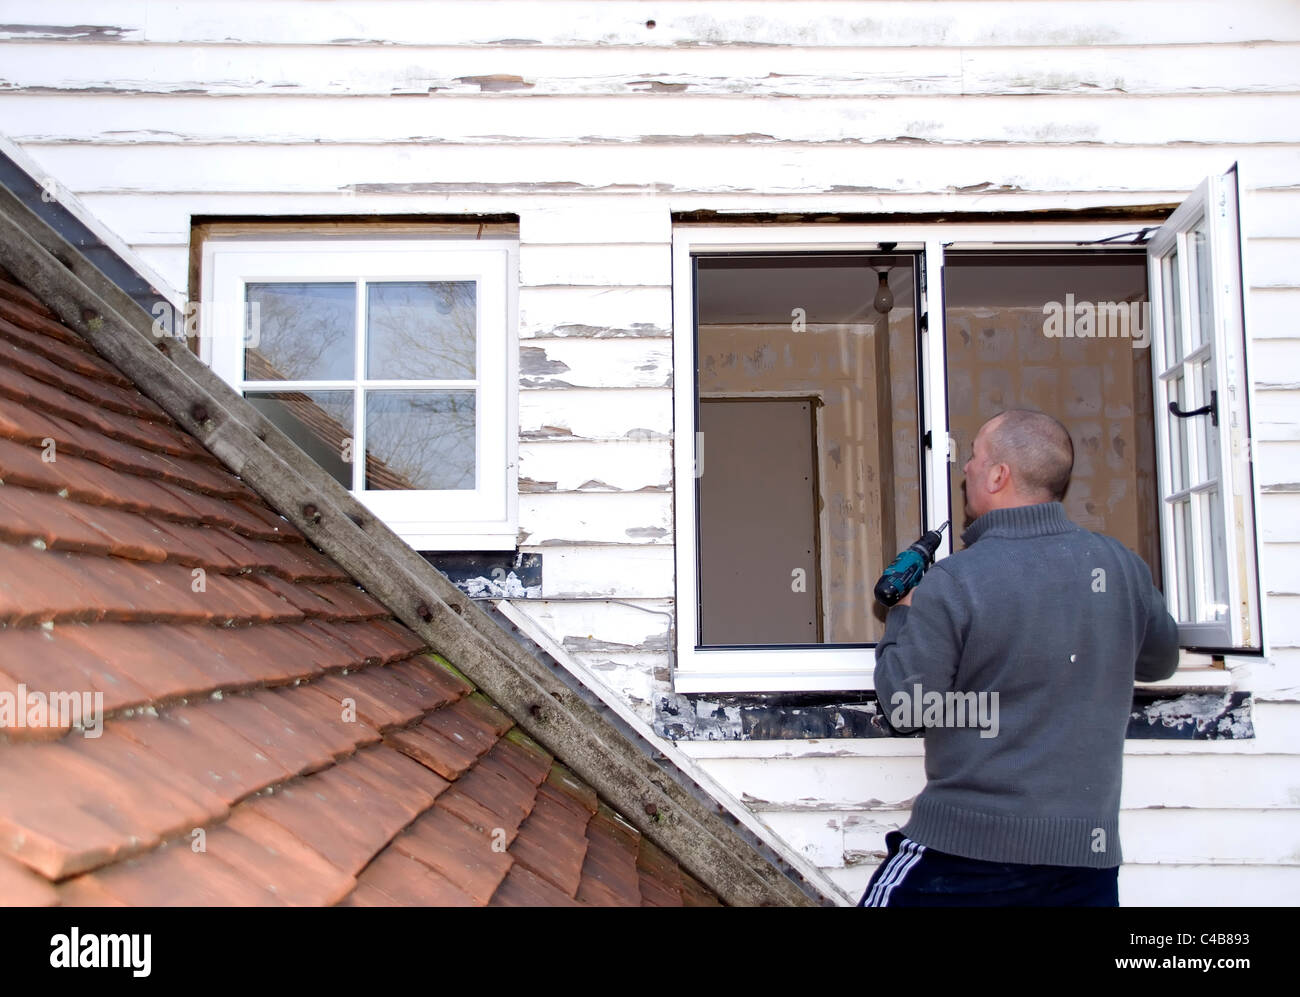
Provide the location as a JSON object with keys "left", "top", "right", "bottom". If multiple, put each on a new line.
{"left": 874, "top": 522, "right": 950, "bottom": 607}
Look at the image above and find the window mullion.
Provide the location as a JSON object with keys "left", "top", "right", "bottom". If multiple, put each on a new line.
{"left": 922, "top": 239, "right": 952, "bottom": 556}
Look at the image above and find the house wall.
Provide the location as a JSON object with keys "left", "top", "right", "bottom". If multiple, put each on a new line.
{"left": 3, "top": 0, "right": 1298, "bottom": 904}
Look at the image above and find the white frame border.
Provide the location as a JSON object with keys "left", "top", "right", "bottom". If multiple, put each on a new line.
{"left": 1146, "top": 170, "right": 1264, "bottom": 651}
{"left": 201, "top": 236, "right": 519, "bottom": 551}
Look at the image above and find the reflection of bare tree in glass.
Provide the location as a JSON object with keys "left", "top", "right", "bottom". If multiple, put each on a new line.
{"left": 366, "top": 282, "right": 476, "bottom": 379}
{"left": 367, "top": 391, "right": 475, "bottom": 490}
{"left": 245, "top": 283, "right": 355, "bottom": 381}
{"left": 244, "top": 280, "right": 480, "bottom": 492}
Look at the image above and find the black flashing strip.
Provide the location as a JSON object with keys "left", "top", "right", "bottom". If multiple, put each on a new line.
{"left": 421, "top": 551, "right": 542, "bottom": 598}
{"left": 1129, "top": 690, "right": 1254, "bottom": 740}
{"left": 662, "top": 690, "right": 1256, "bottom": 741}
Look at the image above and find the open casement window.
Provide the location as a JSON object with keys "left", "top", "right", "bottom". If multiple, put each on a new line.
{"left": 674, "top": 212, "right": 1264, "bottom": 694}
{"left": 1146, "top": 167, "right": 1262, "bottom": 651}
{"left": 203, "top": 238, "right": 517, "bottom": 550}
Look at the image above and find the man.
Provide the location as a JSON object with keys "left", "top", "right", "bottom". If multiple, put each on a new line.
{"left": 859, "top": 409, "right": 1179, "bottom": 907}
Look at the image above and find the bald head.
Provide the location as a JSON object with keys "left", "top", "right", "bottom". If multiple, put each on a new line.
{"left": 963, "top": 409, "right": 1074, "bottom": 521}
{"left": 984, "top": 409, "right": 1074, "bottom": 501}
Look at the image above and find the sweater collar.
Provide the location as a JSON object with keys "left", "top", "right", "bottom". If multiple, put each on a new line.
{"left": 960, "top": 501, "right": 1077, "bottom": 546}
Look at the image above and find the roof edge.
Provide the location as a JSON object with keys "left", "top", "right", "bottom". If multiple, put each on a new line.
{"left": 0, "top": 136, "right": 182, "bottom": 313}
{"left": 0, "top": 176, "right": 829, "bottom": 906}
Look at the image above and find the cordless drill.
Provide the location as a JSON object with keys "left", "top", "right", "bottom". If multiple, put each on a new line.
{"left": 874, "top": 522, "right": 949, "bottom": 607}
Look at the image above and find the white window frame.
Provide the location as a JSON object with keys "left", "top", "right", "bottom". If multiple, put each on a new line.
{"left": 1146, "top": 167, "right": 1263, "bottom": 651}
{"left": 672, "top": 208, "right": 1262, "bottom": 694}
{"left": 202, "top": 236, "right": 518, "bottom": 550}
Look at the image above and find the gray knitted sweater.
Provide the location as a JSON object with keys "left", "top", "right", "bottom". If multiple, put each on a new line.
{"left": 873, "top": 502, "right": 1179, "bottom": 867}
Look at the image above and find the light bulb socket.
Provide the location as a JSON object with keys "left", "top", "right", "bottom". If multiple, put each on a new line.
{"left": 873, "top": 271, "right": 894, "bottom": 314}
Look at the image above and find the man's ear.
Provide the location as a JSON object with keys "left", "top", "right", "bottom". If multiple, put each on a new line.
{"left": 988, "top": 461, "right": 1012, "bottom": 494}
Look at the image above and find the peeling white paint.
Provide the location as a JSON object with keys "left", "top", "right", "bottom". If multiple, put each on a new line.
{"left": 7, "top": 0, "right": 1300, "bottom": 907}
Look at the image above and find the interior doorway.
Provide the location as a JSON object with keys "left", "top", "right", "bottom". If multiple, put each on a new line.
{"left": 697, "top": 397, "right": 823, "bottom": 644}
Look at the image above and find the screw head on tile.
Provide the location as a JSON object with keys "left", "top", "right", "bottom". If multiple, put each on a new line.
{"left": 302, "top": 503, "right": 321, "bottom": 524}
{"left": 416, "top": 602, "right": 433, "bottom": 622}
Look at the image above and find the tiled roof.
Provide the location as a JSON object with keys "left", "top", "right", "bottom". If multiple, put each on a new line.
{"left": 0, "top": 267, "right": 721, "bottom": 906}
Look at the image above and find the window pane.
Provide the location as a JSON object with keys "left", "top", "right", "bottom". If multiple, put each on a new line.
{"left": 946, "top": 250, "right": 1158, "bottom": 562}
{"left": 245, "top": 390, "right": 354, "bottom": 487}
{"left": 367, "top": 281, "right": 476, "bottom": 380}
{"left": 1172, "top": 499, "right": 1192, "bottom": 622}
{"left": 364, "top": 390, "right": 476, "bottom": 491}
{"left": 695, "top": 253, "right": 920, "bottom": 645}
{"left": 1189, "top": 220, "right": 1214, "bottom": 352}
{"left": 1168, "top": 374, "right": 1188, "bottom": 493}
{"left": 1161, "top": 249, "right": 1182, "bottom": 363}
{"left": 1199, "top": 488, "right": 1229, "bottom": 623}
{"left": 244, "top": 283, "right": 355, "bottom": 381}
{"left": 1195, "top": 359, "right": 1219, "bottom": 486}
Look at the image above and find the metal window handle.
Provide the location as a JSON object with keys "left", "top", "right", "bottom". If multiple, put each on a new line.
{"left": 1169, "top": 389, "right": 1218, "bottom": 427}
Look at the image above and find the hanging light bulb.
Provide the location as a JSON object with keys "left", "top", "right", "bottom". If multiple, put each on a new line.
{"left": 873, "top": 270, "right": 894, "bottom": 314}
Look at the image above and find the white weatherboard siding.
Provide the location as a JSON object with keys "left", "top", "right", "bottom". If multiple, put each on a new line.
{"left": 3, "top": 0, "right": 1298, "bottom": 905}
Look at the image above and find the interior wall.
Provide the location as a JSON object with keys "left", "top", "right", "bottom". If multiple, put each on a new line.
{"left": 945, "top": 304, "right": 1161, "bottom": 579}
{"left": 699, "top": 313, "right": 920, "bottom": 642}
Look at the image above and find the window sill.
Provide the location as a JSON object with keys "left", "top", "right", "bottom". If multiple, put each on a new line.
{"left": 673, "top": 646, "right": 877, "bottom": 694}
{"left": 397, "top": 529, "right": 517, "bottom": 552}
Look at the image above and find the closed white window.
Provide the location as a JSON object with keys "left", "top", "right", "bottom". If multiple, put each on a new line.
{"left": 202, "top": 237, "right": 518, "bottom": 550}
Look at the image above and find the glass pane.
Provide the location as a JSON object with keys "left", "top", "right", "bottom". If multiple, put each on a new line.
{"left": 245, "top": 390, "right": 354, "bottom": 487}
{"left": 1199, "top": 488, "right": 1229, "bottom": 623}
{"left": 1196, "top": 359, "right": 1220, "bottom": 486}
{"left": 244, "top": 283, "right": 355, "bottom": 381}
{"left": 695, "top": 253, "right": 921, "bottom": 645}
{"left": 1161, "top": 248, "right": 1182, "bottom": 364}
{"left": 944, "top": 249, "right": 1159, "bottom": 585}
{"left": 364, "top": 390, "right": 475, "bottom": 491}
{"left": 1168, "top": 374, "right": 1188, "bottom": 493}
{"left": 1172, "top": 499, "right": 1192, "bottom": 622}
{"left": 1189, "top": 220, "right": 1214, "bottom": 351}
{"left": 367, "top": 281, "right": 476, "bottom": 380}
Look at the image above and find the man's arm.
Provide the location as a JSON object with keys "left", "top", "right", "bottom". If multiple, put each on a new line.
{"left": 873, "top": 563, "right": 969, "bottom": 734}
{"left": 1135, "top": 581, "right": 1179, "bottom": 683}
